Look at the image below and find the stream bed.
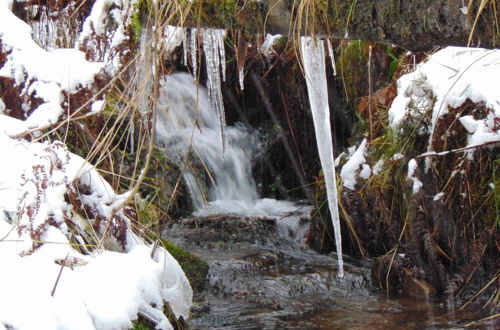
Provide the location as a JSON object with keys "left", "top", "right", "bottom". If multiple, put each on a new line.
{"left": 163, "top": 211, "right": 496, "bottom": 329}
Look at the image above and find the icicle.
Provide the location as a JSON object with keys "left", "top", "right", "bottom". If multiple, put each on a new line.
{"left": 216, "top": 29, "right": 227, "bottom": 82}
{"left": 202, "top": 28, "right": 227, "bottom": 153}
{"left": 238, "top": 66, "right": 245, "bottom": 91}
{"left": 182, "top": 28, "right": 188, "bottom": 66}
{"left": 163, "top": 25, "right": 184, "bottom": 55}
{"left": 236, "top": 33, "right": 248, "bottom": 91}
{"left": 300, "top": 36, "right": 344, "bottom": 278}
{"left": 190, "top": 28, "right": 198, "bottom": 79}
{"left": 326, "top": 38, "right": 337, "bottom": 76}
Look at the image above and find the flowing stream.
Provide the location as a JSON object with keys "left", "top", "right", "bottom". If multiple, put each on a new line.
{"left": 157, "top": 31, "right": 495, "bottom": 329}
{"left": 163, "top": 214, "right": 491, "bottom": 329}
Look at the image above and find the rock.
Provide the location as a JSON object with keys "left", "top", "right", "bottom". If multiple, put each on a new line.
{"left": 402, "top": 268, "right": 435, "bottom": 299}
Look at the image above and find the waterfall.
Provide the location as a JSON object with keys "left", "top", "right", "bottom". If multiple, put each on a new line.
{"left": 300, "top": 36, "right": 344, "bottom": 278}
{"left": 155, "top": 72, "right": 308, "bottom": 218}
{"left": 156, "top": 72, "right": 304, "bottom": 217}
{"left": 155, "top": 72, "right": 258, "bottom": 208}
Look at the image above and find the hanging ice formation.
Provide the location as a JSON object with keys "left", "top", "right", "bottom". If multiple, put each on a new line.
{"left": 161, "top": 26, "right": 227, "bottom": 152}
{"left": 163, "top": 25, "right": 185, "bottom": 56}
{"left": 326, "top": 38, "right": 337, "bottom": 76}
{"left": 238, "top": 65, "right": 244, "bottom": 91}
{"left": 189, "top": 28, "right": 198, "bottom": 78}
{"left": 201, "top": 28, "right": 227, "bottom": 152}
{"left": 300, "top": 36, "right": 344, "bottom": 278}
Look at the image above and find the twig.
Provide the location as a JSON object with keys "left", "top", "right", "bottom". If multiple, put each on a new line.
{"left": 368, "top": 44, "right": 373, "bottom": 142}
{"left": 459, "top": 272, "right": 499, "bottom": 310}
{"left": 462, "top": 313, "right": 500, "bottom": 328}
{"left": 416, "top": 140, "right": 499, "bottom": 158}
{"left": 51, "top": 253, "right": 69, "bottom": 297}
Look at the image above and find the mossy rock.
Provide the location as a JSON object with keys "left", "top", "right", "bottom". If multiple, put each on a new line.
{"left": 131, "top": 302, "right": 187, "bottom": 330}
{"left": 131, "top": 318, "right": 154, "bottom": 330}
{"left": 135, "top": 202, "right": 208, "bottom": 292}
{"left": 161, "top": 238, "right": 209, "bottom": 293}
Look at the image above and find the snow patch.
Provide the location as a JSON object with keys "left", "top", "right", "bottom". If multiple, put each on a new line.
{"left": 0, "top": 131, "right": 192, "bottom": 329}
{"left": 340, "top": 138, "right": 369, "bottom": 190}
{"left": 359, "top": 164, "right": 372, "bottom": 180}
{"left": 0, "top": 4, "right": 104, "bottom": 130}
{"left": 392, "top": 153, "right": 404, "bottom": 161}
{"left": 433, "top": 192, "right": 445, "bottom": 201}
{"left": 91, "top": 99, "right": 105, "bottom": 113}
{"left": 388, "top": 47, "right": 500, "bottom": 151}
{"left": 261, "top": 33, "right": 283, "bottom": 58}
{"left": 407, "top": 159, "right": 423, "bottom": 194}
{"left": 0, "top": 2, "right": 193, "bottom": 328}
{"left": 372, "top": 159, "right": 385, "bottom": 175}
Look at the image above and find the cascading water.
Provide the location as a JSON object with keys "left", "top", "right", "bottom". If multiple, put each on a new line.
{"left": 155, "top": 72, "right": 252, "bottom": 208}
{"left": 300, "top": 36, "right": 344, "bottom": 278}
{"left": 155, "top": 72, "right": 303, "bottom": 218}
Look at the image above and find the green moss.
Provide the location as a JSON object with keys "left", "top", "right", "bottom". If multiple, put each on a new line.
{"left": 273, "top": 35, "right": 288, "bottom": 53}
{"left": 136, "top": 202, "right": 208, "bottom": 292}
{"left": 136, "top": 198, "right": 161, "bottom": 230}
{"left": 383, "top": 44, "right": 400, "bottom": 81}
{"left": 186, "top": 0, "right": 263, "bottom": 38}
{"left": 339, "top": 40, "right": 369, "bottom": 106}
{"left": 139, "top": 148, "right": 183, "bottom": 209}
{"left": 372, "top": 128, "right": 404, "bottom": 160}
{"left": 131, "top": 319, "right": 154, "bottom": 330}
{"left": 130, "top": 0, "right": 152, "bottom": 44}
{"left": 161, "top": 238, "right": 209, "bottom": 292}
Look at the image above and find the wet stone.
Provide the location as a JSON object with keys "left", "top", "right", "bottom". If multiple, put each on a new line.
{"left": 163, "top": 214, "right": 373, "bottom": 328}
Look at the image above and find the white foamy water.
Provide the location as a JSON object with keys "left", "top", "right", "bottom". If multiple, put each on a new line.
{"left": 155, "top": 72, "right": 303, "bottom": 218}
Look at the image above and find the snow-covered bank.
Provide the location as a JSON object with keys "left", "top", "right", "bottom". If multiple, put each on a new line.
{"left": 0, "top": 1, "right": 192, "bottom": 329}
{"left": 337, "top": 45, "right": 499, "bottom": 305}
{"left": 340, "top": 46, "right": 500, "bottom": 191}
{"left": 389, "top": 47, "right": 500, "bottom": 151}
{"left": 0, "top": 121, "right": 192, "bottom": 330}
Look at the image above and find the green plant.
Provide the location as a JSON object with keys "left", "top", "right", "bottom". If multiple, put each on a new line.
{"left": 130, "top": 0, "right": 150, "bottom": 43}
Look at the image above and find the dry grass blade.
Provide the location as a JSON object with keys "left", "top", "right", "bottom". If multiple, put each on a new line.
{"left": 51, "top": 253, "right": 69, "bottom": 297}
{"left": 338, "top": 194, "right": 366, "bottom": 257}
{"left": 467, "top": 0, "right": 492, "bottom": 46}
{"left": 459, "top": 272, "right": 500, "bottom": 310}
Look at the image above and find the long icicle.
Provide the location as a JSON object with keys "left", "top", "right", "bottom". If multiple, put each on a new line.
{"left": 202, "top": 28, "right": 227, "bottom": 154}
{"left": 190, "top": 28, "right": 198, "bottom": 80}
{"left": 300, "top": 36, "right": 344, "bottom": 278}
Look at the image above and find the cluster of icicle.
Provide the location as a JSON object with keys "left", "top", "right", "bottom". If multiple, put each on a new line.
{"left": 300, "top": 36, "right": 343, "bottom": 278}
{"left": 164, "top": 26, "right": 228, "bottom": 151}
